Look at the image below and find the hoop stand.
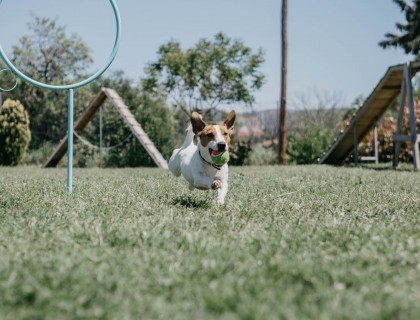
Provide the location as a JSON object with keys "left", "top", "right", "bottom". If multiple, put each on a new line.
{"left": 67, "top": 89, "right": 74, "bottom": 193}
{"left": 0, "top": 0, "right": 121, "bottom": 194}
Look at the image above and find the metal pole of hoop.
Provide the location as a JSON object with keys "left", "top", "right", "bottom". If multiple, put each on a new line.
{"left": 0, "top": 0, "right": 121, "bottom": 193}
{"left": 68, "top": 89, "right": 74, "bottom": 193}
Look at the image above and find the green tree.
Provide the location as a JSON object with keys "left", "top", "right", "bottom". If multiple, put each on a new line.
{"left": 287, "top": 127, "right": 335, "bottom": 164}
{"left": 4, "top": 15, "right": 93, "bottom": 148}
{"left": 143, "top": 32, "right": 265, "bottom": 115}
{"left": 379, "top": 0, "right": 420, "bottom": 59}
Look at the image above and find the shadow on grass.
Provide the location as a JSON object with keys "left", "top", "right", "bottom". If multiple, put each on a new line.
{"left": 171, "top": 194, "right": 212, "bottom": 209}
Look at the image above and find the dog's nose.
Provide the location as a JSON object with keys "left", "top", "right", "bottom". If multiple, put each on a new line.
{"left": 217, "top": 142, "right": 226, "bottom": 151}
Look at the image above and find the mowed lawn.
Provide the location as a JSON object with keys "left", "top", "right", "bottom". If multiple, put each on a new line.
{"left": 0, "top": 165, "right": 419, "bottom": 320}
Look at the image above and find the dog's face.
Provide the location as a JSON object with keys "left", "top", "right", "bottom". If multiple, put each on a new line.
{"left": 191, "top": 110, "right": 236, "bottom": 157}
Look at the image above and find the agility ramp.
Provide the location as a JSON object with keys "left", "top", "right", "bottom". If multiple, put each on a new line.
{"left": 43, "top": 88, "right": 168, "bottom": 169}
{"left": 319, "top": 62, "right": 420, "bottom": 168}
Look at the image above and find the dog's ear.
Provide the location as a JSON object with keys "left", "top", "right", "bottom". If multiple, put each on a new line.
{"left": 191, "top": 112, "right": 207, "bottom": 134}
{"left": 223, "top": 110, "right": 236, "bottom": 130}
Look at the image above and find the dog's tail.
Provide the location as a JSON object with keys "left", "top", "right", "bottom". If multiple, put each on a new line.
{"left": 182, "top": 124, "right": 195, "bottom": 148}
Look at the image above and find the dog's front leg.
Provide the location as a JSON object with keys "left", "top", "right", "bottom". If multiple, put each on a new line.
{"left": 217, "top": 179, "right": 228, "bottom": 205}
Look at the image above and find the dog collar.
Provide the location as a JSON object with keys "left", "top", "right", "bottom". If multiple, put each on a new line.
{"left": 199, "top": 151, "right": 223, "bottom": 170}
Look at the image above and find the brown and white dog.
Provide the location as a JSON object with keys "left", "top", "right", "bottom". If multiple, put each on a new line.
{"left": 168, "top": 110, "right": 236, "bottom": 205}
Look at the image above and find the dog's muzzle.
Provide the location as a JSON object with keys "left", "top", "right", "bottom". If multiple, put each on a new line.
{"left": 217, "top": 142, "right": 226, "bottom": 151}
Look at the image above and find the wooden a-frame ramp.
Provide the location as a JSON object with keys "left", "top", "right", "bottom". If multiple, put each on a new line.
{"left": 43, "top": 88, "right": 168, "bottom": 169}
{"left": 319, "top": 61, "right": 420, "bottom": 169}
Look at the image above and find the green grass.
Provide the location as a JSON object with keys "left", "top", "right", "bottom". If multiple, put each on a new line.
{"left": 0, "top": 165, "right": 419, "bottom": 320}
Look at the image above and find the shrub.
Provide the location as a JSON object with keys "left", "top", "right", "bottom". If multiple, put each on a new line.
{"left": 245, "top": 145, "right": 277, "bottom": 165}
{"left": 287, "top": 127, "right": 335, "bottom": 164}
{"left": 22, "top": 141, "right": 55, "bottom": 166}
{"left": 73, "top": 142, "right": 97, "bottom": 168}
{"left": 229, "top": 140, "right": 252, "bottom": 166}
{"left": 0, "top": 99, "right": 31, "bottom": 166}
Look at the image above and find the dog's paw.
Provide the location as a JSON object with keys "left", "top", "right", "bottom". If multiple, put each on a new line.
{"left": 211, "top": 180, "right": 222, "bottom": 190}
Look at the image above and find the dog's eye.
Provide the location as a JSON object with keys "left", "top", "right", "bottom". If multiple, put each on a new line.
{"left": 223, "top": 132, "right": 228, "bottom": 136}
{"left": 207, "top": 133, "right": 214, "bottom": 138}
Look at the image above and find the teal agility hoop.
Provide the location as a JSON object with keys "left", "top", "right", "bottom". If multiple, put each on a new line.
{"left": 0, "top": 68, "right": 18, "bottom": 92}
{"left": 0, "top": 0, "right": 121, "bottom": 91}
{"left": 0, "top": 0, "right": 121, "bottom": 194}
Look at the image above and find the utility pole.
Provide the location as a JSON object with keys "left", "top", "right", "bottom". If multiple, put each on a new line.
{"left": 278, "top": 0, "right": 288, "bottom": 164}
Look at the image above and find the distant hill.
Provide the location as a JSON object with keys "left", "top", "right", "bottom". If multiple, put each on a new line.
{"left": 236, "top": 108, "right": 348, "bottom": 140}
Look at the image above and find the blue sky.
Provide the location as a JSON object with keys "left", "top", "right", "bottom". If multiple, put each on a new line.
{"left": 0, "top": 0, "right": 412, "bottom": 111}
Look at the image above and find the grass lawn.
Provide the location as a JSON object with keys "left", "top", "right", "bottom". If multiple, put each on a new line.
{"left": 0, "top": 165, "right": 419, "bottom": 320}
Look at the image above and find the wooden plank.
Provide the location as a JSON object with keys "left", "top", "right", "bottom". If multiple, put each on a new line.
{"left": 360, "top": 156, "right": 376, "bottom": 161}
{"left": 393, "top": 134, "right": 411, "bottom": 142}
{"left": 374, "top": 125, "right": 379, "bottom": 164}
{"left": 74, "top": 91, "right": 107, "bottom": 131}
{"left": 354, "top": 124, "right": 359, "bottom": 164}
{"left": 375, "top": 91, "right": 400, "bottom": 99}
{"left": 42, "top": 136, "right": 69, "bottom": 167}
{"left": 382, "top": 85, "right": 402, "bottom": 90}
{"left": 415, "top": 135, "right": 420, "bottom": 170}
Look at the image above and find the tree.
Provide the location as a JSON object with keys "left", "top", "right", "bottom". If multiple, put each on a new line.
{"left": 4, "top": 15, "right": 93, "bottom": 148}
{"left": 379, "top": 0, "right": 420, "bottom": 59}
{"left": 142, "top": 32, "right": 265, "bottom": 115}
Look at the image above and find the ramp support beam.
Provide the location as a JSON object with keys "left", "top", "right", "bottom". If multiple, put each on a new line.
{"left": 393, "top": 63, "right": 420, "bottom": 170}
{"left": 354, "top": 124, "right": 359, "bottom": 165}
{"left": 353, "top": 123, "right": 379, "bottom": 165}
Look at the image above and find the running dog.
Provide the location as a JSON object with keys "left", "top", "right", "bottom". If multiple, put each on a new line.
{"left": 168, "top": 110, "right": 236, "bottom": 205}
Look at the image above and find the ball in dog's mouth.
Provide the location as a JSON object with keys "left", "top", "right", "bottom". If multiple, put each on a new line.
{"left": 210, "top": 149, "right": 230, "bottom": 166}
